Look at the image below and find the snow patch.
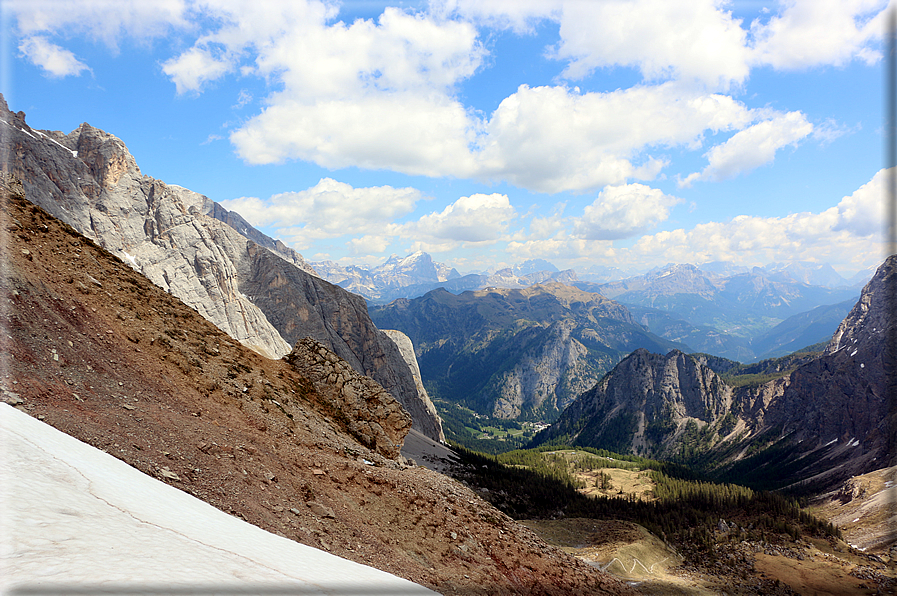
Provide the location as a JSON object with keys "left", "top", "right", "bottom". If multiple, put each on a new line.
{"left": 0, "top": 404, "right": 436, "bottom": 594}
{"left": 33, "top": 129, "right": 78, "bottom": 158}
{"left": 851, "top": 349, "right": 858, "bottom": 357}
{"left": 122, "top": 251, "right": 137, "bottom": 267}
{"left": 824, "top": 438, "right": 838, "bottom": 446}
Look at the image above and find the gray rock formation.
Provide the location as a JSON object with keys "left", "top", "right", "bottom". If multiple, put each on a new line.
{"left": 284, "top": 338, "right": 413, "bottom": 459}
{"left": 381, "top": 330, "right": 444, "bottom": 442}
{"left": 537, "top": 348, "right": 738, "bottom": 458}
{"left": 0, "top": 94, "right": 444, "bottom": 442}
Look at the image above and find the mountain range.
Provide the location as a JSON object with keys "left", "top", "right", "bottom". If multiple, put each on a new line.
{"left": 370, "top": 284, "right": 681, "bottom": 420}
{"left": 533, "top": 255, "right": 894, "bottom": 494}
{"left": 318, "top": 251, "right": 862, "bottom": 363}
{"left": 3, "top": 94, "right": 895, "bottom": 589}
{"left": 577, "top": 262, "right": 860, "bottom": 361}
{"left": 313, "top": 252, "right": 579, "bottom": 303}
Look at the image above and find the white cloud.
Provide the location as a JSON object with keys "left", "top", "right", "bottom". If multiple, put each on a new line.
{"left": 348, "top": 235, "right": 393, "bottom": 255}
{"left": 234, "top": 80, "right": 763, "bottom": 193}
{"left": 233, "top": 89, "right": 252, "bottom": 109}
{"left": 750, "top": 0, "right": 889, "bottom": 69}
{"left": 439, "top": 0, "right": 752, "bottom": 89}
{"left": 162, "top": 46, "right": 233, "bottom": 94}
{"left": 549, "top": 0, "right": 751, "bottom": 88}
{"left": 504, "top": 169, "right": 887, "bottom": 273}
{"left": 479, "top": 83, "right": 756, "bottom": 193}
{"left": 8, "top": 0, "right": 189, "bottom": 48}
{"left": 631, "top": 169, "right": 889, "bottom": 271}
{"left": 230, "top": 92, "right": 481, "bottom": 175}
{"left": 680, "top": 111, "right": 813, "bottom": 187}
{"left": 833, "top": 167, "right": 889, "bottom": 236}
{"left": 18, "top": 36, "right": 90, "bottom": 77}
{"left": 218, "top": 178, "right": 422, "bottom": 249}
{"left": 432, "top": 0, "right": 561, "bottom": 33}
{"left": 114, "top": 1, "right": 769, "bottom": 193}
{"left": 405, "top": 193, "right": 516, "bottom": 243}
{"left": 573, "top": 184, "right": 683, "bottom": 240}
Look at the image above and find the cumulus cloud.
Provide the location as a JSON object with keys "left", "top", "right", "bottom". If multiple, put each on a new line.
{"left": 404, "top": 193, "right": 516, "bottom": 243}
{"left": 18, "top": 36, "right": 90, "bottom": 77}
{"left": 441, "top": 0, "right": 889, "bottom": 82}
{"left": 162, "top": 46, "right": 233, "bottom": 94}
{"left": 234, "top": 80, "right": 765, "bottom": 193}
{"left": 438, "top": 0, "right": 750, "bottom": 88}
{"left": 479, "top": 83, "right": 755, "bottom": 192}
{"left": 218, "top": 178, "right": 422, "bottom": 249}
{"left": 680, "top": 111, "right": 814, "bottom": 187}
{"left": 631, "top": 168, "right": 888, "bottom": 271}
{"left": 7, "top": 0, "right": 188, "bottom": 48}
{"left": 230, "top": 92, "right": 481, "bottom": 175}
{"left": 550, "top": 0, "right": 751, "bottom": 88}
{"left": 572, "top": 184, "right": 682, "bottom": 240}
{"left": 501, "top": 170, "right": 887, "bottom": 273}
{"left": 750, "top": 0, "right": 888, "bottom": 69}
{"left": 833, "top": 167, "right": 888, "bottom": 236}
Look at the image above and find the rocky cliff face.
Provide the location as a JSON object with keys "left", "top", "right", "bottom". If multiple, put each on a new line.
{"left": 536, "top": 349, "right": 738, "bottom": 458}
{"left": 380, "top": 330, "right": 445, "bottom": 442}
{"left": 761, "top": 255, "right": 894, "bottom": 461}
{"left": 0, "top": 95, "right": 443, "bottom": 442}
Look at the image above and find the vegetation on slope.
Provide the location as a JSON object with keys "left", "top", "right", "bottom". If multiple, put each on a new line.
{"left": 451, "top": 445, "right": 841, "bottom": 560}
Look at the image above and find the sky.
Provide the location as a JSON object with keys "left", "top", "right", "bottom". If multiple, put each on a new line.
{"left": 1, "top": 0, "right": 893, "bottom": 277}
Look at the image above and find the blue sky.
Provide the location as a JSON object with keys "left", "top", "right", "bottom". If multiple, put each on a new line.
{"left": 2, "top": 0, "right": 892, "bottom": 276}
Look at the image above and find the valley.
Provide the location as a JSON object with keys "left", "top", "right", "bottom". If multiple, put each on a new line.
{"left": 453, "top": 447, "right": 897, "bottom": 595}
{"left": 2, "top": 96, "right": 894, "bottom": 596}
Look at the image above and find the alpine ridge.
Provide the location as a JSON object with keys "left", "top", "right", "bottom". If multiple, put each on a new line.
{"left": 0, "top": 95, "right": 443, "bottom": 442}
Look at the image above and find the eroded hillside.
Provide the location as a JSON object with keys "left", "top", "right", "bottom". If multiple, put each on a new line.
{"left": 0, "top": 178, "right": 634, "bottom": 596}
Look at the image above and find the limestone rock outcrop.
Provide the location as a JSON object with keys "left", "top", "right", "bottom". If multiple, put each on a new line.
{"left": 536, "top": 348, "right": 737, "bottom": 458}
{"left": 0, "top": 94, "right": 443, "bottom": 442}
{"left": 284, "top": 338, "right": 413, "bottom": 459}
{"left": 381, "top": 330, "right": 444, "bottom": 442}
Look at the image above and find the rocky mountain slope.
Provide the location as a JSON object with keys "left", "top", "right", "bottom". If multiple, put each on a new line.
{"left": 0, "top": 182, "right": 633, "bottom": 596}
{"left": 749, "top": 298, "right": 856, "bottom": 359}
{"left": 0, "top": 96, "right": 442, "bottom": 442}
{"left": 371, "top": 284, "right": 682, "bottom": 420}
{"left": 535, "top": 255, "right": 894, "bottom": 492}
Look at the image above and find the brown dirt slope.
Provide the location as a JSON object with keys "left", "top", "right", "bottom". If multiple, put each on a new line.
{"left": 0, "top": 176, "right": 635, "bottom": 596}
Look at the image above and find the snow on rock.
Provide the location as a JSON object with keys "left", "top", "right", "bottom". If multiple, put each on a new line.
{"left": 0, "top": 404, "right": 436, "bottom": 595}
